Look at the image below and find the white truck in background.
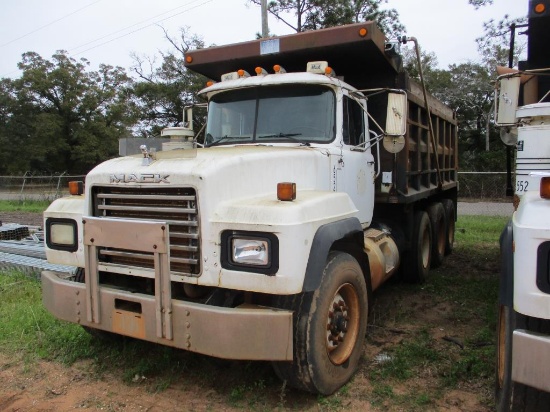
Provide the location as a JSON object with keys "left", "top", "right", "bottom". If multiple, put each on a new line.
{"left": 495, "top": 1, "right": 550, "bottom": 410}
{"left": 41, "top": 22, "right": 458, "bottom": 394}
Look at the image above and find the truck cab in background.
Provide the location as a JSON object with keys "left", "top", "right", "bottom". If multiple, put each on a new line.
{"left": 495, "top": 1, "right": 550, "bottom": 410}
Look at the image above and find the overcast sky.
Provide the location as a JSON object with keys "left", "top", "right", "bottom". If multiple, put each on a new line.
{"left": 0, "top": 0, "right": 528, "bottom": 79}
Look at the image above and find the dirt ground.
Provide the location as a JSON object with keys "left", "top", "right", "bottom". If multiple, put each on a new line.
{"left": 0, "top": 212, "right": 496, "bottom": 411}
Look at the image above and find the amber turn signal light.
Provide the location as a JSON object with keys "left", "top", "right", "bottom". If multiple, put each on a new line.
{"left": 277, "top": 182, "right": 296, "bottom": 201}
{"left": 69, "top": 181, "right": 84, "bottom": 196}
{"left": 540, "top": 177, "right": 550, "bottom": 199}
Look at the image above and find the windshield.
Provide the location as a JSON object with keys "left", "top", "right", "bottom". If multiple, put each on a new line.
{"left": 205, "top": 85, "right": 335, "bottom": 146}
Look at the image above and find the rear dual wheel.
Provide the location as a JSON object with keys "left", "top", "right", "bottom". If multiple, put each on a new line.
{"left": 403, "top": 210, "right": 432, "bottom": 283}
{"left": 441, "top": 199, "right": 455, "bottom": 256}
{"left": 427, "top": 202, "right": 446, "bottom": 269}
{"left": 272, "top": 252, "right": 368, "bottom": 395}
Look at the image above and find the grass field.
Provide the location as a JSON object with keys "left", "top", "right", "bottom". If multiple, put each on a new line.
{"left": 0, "top": 215, "right": 508, "bottom": 411}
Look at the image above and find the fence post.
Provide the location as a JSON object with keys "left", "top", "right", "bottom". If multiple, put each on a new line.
{"left": 55, "top": 172, "right": 67, "bottom": 199}
{"left": 19, "top": 171, "right": 30, "bottom": 199}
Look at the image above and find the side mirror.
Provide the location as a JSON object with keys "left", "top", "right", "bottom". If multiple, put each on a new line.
{"left": 385, "top": 92, "right": 407, "bottom": 136}
{"left": 495, "top": 76, "right": 520, "bottom": 126}
{"left": 383, "top": 92, "right": 407, "bottom": 153}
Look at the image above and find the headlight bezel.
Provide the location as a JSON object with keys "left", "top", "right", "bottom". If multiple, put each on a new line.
{"left": 45, "top": 218, "right": 78, "bottom": 252}
{"left": 221, "top": 230, "right": 279, "bottom": 275}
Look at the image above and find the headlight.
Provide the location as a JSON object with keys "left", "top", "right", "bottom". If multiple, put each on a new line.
{"left": 233, "top": 238, "right": 269, "bottom": 265}
{"left": 46, "top": 218, "right": 78, "bottom": 252}
{"left": 221, "top": 231, "right": 279, "bottom": 275}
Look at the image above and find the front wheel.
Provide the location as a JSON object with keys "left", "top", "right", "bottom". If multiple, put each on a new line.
{"left": 272, "top": 252, "right": 368, "bottom": 395}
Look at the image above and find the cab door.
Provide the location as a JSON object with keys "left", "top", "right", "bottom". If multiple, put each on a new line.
{"left": 333, "top": 94, "right": 375, "bottom": 225}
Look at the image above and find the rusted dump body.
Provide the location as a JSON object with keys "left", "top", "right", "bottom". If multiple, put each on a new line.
{"left": 184, "top": 22, "right": 458, "bottom": 204}
{"left": 184, "top": 21, "right": 398, "bottom": 89}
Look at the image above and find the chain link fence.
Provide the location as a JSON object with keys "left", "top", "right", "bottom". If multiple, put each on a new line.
{"left": 0, "top": 173, "right": 86, "bottom": 201}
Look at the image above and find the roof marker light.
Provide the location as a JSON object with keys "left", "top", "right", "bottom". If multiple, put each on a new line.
{"left": 535, "top": 3, "right": 546, "bottom": 13}
{"left": 324, "top": 66, "right": 335, "bottom": 77}
{"left": 221, "top": 70, "right": 250, "bottom": 81}
{"left": 255, "top": 67, "right": 268, "bottom": 76}
{"left": 185, "top": 55, "right": 193, "bottom": 63}
{"left": 358, "top": 28, "right": 368, "bottom": 37}
{"left": 206, "top": 80, "right": 216, "bottom": 87}
{"left": 273, "top": 64, "right": 286, "bottom": 74}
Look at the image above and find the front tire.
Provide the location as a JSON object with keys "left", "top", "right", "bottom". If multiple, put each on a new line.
{"left": 272, "top": 252, "right": 368, "bottom": 395}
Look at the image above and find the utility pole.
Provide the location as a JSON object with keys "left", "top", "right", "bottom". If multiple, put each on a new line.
{"left": 261, "top": 0, "right": 269, "bottom": 38}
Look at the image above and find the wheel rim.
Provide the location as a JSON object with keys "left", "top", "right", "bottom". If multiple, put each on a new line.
{"left": 421, "top": 225, "right": 431, "bottom": 268}
{"left": 497, "top": 305, "right": 506, "bottom": 388}
{"left": 325, "top": 283, "right": 361, "bottom": 365}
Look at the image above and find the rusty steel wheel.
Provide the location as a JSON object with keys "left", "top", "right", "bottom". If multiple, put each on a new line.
{"left": 325, "top": 283, "right": 361, "bottom": 366}
{"left": 272, "top": 252, "right": 368, "bottom": 395}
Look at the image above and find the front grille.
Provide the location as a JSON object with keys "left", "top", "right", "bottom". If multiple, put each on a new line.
{"left": 92, "top": 186, "right": 200, "bottom": 276}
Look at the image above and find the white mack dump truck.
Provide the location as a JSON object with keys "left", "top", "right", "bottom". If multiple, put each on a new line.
{"left": 42, "top": 22, "right": 458, "bottom": 394}
{"left": 495, "top": 1, "right": 550, "bottom": 410}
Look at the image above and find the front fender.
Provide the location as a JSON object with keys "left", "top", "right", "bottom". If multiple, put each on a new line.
{"left": 302, "top": 217, "right": 364, "bottom": 292}
{"left": 208, "top": 190, "right": 359, "bottom": 294}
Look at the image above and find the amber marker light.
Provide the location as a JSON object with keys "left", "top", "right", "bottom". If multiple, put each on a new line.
{"left": 325, "top": 66, "right": 333, "bottom": 75}
{"left": 535, "top": 3, "right": 546, "bottom": 13}
{"left": 255, "top": 66, "right": 268, "bottom": 75}
{"left": 237, "top": 69, "right": 245, "bottom": 76}
{"left": 206, "top": 80, "right": 215, "bottom": 87}
{"left": 185, "top": 55, "right": 193, "bottom": 63}
{"left": 277, "top": 182, "right": 296, "bottom": 201}
{"left": 273, "top": 64, "right": 286, "bottom": 74}
{"left": 69, "top": 181, "right": 84, "bottom": 195}
{"left": 358, "top": 27, "right": 368, "bottom": 37}
{"left": 540, "top": 177, "right": 550, "bottom": 199}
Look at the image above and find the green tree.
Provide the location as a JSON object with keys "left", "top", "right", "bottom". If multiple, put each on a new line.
{"left": 131, "top": 27, "right": 208, "bottom": 138}
{"left": 468, "top": 0, "right": 493, "bottom": 9}
{"left": 0, "top": 51, "right": 135, "bottom": 174}
{"left": 248, "top": 0, "right": 405, "bottom": 37}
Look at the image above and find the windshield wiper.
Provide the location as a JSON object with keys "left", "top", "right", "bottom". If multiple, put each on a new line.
{"left": 258, "top": 133, "right": 310, "bottom": 146}
{"left": 206, "top": 135, "right": 250, "bottom": 148}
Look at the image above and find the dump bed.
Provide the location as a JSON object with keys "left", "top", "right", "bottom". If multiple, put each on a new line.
{"left": 184, "top": 22, "right": 458, "bottom": 204}
{"left": 184, "top": 22, "right": 398, "bottom": 89}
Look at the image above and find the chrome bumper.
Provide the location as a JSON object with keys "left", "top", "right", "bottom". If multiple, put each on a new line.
{"left": 42, "top": 270, "right": 293, "bottom": 361}
{"left": 512, "top": 329, "right": 550, "bottom": 392}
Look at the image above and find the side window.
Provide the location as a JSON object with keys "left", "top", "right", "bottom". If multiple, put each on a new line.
{"left": 343, "top": 96, "right": 365, "bottom": 146}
